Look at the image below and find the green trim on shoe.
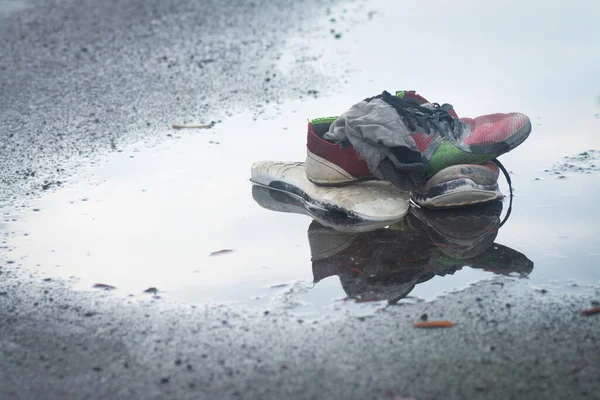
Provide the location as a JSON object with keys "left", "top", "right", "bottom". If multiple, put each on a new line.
{"left": 427, "top": 142, "right": 500, "bottom": 178}
{"left": 310, "top": 116, "right": 338, "bottom": 125}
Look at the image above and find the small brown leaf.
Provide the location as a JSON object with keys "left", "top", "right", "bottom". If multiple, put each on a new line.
{"left": 269, "top": 283, "right": 289, "bottom": 289}
{"left": 413, "top": 320, "right": 454, "bottom": 328}
{"left": 209, "top": 249, "right": 234, "bottom": 256}
{"left": 93, "top": 283, "right": 115, "bottom": 290}
{"left": 581, "top": 307, "right": 600, "bottom": 316}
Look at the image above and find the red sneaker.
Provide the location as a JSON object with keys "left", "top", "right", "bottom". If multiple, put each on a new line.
{"left": 305, "top": 90, "right": 531, "bottom": 193}
{"left": 305, "top": 90, "right": 435, "bottom": 185}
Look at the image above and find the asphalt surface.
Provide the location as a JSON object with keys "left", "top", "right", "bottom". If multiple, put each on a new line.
{"left": 1, "top": 0, "right": 600, "bottom": 399}
{"left": 0, "top": 0, "right": 336, "bottom": 203}
{"left": 2, "top": 271, "right": 599, "bottom": 400}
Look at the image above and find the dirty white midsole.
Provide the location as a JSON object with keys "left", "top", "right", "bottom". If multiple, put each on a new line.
{"left": 250, "top": 161, "right": 410, "bottom": 221}
{"left": 415, "top": 186, "right": 503, "bottom": 208}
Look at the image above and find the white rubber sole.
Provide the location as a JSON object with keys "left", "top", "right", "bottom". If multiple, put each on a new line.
{"left": 252, "top": 185, "right": 397, "bottom": 233}
{"left": 414, "top": 179, "right": 503, "bottom": 209}
{"left": 250, "top": 161, "right": 410, "bottom": 222}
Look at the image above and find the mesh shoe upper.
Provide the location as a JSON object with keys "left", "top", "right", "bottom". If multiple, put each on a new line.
{"left": 306, "top": 119, "right": 373, "bottom": 184}
{"left": 306, "top": 90, "right": 531, "bottom": 193}
{"left": 306, "top": 90, "right": 433, "bottom": 185}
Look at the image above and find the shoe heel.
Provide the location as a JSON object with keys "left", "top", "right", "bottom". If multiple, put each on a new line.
{"left": 305, "top": 149, "right": 358, "bottom": 186}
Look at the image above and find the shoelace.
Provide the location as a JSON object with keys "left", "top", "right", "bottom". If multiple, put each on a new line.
{"left": 379, "top": 91, "right": 458, "bottom": 139}
{"left": 492, "top": 158, "right": 513, "bottom": 227}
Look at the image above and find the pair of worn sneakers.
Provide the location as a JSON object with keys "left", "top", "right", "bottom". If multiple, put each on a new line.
{"left": 304, "top": 90, "right": 531, "bottom": 208}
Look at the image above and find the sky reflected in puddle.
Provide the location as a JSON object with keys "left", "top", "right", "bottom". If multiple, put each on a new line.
{"left": 3, "top": 0, "right": 600, "bottom": 315}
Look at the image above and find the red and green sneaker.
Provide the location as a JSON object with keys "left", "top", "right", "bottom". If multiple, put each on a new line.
{"left": 413, "top": 161, "right": 504, "bottom": 208}
{"left": 305, "top": 90, "right": 531, "bottom": 193}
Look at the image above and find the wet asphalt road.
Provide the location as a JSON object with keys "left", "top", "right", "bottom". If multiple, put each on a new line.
{"left": 0, "top": 0, "right": 335, "bottom": 202}
{"left": 1, "top": 0, "right": 600, "bottom": 399}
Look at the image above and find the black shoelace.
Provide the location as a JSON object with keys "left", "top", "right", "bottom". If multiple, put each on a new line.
{"left": 378, "top": 91, "right": 458, "bottom": 139}
{"left": 492, "top": 158, "right": 513, "bottom": 227}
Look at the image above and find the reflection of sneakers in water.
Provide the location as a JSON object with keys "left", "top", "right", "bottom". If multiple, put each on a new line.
{"left": 406, "top": 201, "right": 504, "bottom": 259}
{"left": 309, "top": 220, "right": 442, "bottom": 303}
{"left": 306, "top": 90, "right": 531, "bottom": 193}
{"left": 310, "top": 201, "right": 533, "bottom": 304}
{"left": 251, "top": 185, "right": 399, "bottom": 233}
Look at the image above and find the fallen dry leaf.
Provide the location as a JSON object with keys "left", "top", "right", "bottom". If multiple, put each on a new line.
{"left": 209, "top": 249, "right": 234, "bottom": 256}
{"left": 93, "top": 283, "right": 116, "bottom": 290}
{"left": 413, "top": 320, "right": 454, "bottom": 328}
{"left": 172, "top": 123, "right": 214, "bottom": 130}
{"left": 581, "top": 307, "right": 600, "bottom": 316}
{"left": 269, "top": 283, "right": 289, "bottom": 289}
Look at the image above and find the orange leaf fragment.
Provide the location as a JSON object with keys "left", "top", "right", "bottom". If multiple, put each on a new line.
{"left": 581, "top": 307, "right": 600, "bottom": 316}
{"left": 413, "top": 320, "right": 454, "bottom": 328}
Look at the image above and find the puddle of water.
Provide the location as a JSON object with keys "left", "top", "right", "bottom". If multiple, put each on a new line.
{"left": 4, "top": 0, "right": 600, "bottom": 315}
